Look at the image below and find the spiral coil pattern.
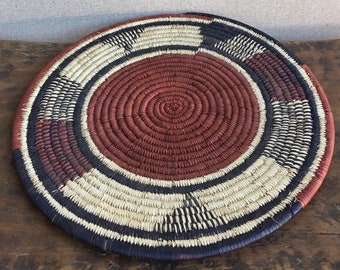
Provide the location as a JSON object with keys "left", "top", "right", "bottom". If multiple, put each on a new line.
{"left": 13, "top": 13, "right": 334, "bottom": 260}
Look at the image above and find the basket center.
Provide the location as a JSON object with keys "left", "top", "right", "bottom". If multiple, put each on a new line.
{"left": 87, "top": 52, "right": 261, "bottom": 180}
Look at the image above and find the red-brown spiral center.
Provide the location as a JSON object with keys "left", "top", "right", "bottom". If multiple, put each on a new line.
{"left": 87, "top": 52, "right": 260, "bottom": 180}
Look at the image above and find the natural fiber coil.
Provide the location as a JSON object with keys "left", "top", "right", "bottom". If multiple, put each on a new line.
{"left": 12, "top": 13, "right": 334, "bottom": 260}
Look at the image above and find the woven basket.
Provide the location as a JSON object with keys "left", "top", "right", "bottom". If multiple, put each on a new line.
{"left": 12, "top": 13, "right": 334, "bottom": 260}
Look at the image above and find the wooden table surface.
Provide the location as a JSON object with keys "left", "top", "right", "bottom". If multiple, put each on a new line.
{"left": 0, "top": 39, "right": 339, "bottom": 270}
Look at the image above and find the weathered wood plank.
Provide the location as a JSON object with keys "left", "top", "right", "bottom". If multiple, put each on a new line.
{"left": 0, "top": 39, "right": 339, "bottom": 270}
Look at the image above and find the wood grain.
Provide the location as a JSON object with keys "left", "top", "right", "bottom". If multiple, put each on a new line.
{"left": 0, "top": 39, "right": 339, "bottom": 270}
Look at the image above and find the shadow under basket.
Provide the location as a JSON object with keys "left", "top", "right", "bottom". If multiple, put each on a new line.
{"left": 12, "top": 13, "right": 334, "bottom": 260}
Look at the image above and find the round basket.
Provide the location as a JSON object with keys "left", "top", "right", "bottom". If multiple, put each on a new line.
{"left": 12, "top": 13, "right": 334, "bottom": 260}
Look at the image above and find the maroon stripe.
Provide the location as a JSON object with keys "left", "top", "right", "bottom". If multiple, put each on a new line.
{"left": 244, "top": 51, "right": 306, "bottom": 102}
{"left": 297, "top": 65, "right": 335, "bottom": 206}
{"left": 35, "top": 120, "right": 92, "bottom": 187}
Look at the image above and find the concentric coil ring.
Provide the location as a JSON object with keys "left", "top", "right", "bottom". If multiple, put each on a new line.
{"left": 85, "top": 52, "right": 262, "bottom": 180}
{"left": 13, "top": 13, "right": 334, "bottom": 260}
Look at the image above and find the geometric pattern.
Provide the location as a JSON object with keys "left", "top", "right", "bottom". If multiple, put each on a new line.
{"left": 12, "top": 13, "right": 334, "bottom": 260}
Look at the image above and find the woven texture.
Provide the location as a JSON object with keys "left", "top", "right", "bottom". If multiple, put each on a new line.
{"left": 12, "top": 13, "right": 334, "bottom": 260}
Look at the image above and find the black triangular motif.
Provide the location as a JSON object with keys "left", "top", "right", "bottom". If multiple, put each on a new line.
{"left": 200, "top": 21, "right": 239, "bottom": 48}
{"left": 102, "top": 27, "right": 145, "bottom": 51}
{"left": 160, "top": 193, "right": 221, "bottom": 235}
